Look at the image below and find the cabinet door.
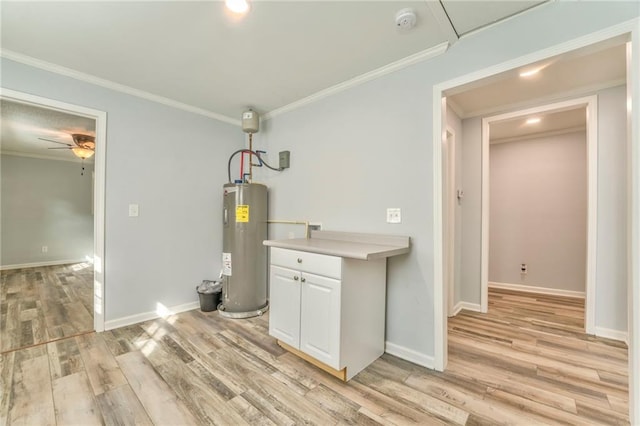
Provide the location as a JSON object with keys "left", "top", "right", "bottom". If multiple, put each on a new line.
{"left": 300, "top": 272, "right": 341, "bottom": 369}
{"left": 268, "top": 265, "right": 301, "bottom": 348}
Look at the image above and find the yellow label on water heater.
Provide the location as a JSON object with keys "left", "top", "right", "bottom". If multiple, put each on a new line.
{"left": 236, "top": 205, "right": 249, "bottom": 222}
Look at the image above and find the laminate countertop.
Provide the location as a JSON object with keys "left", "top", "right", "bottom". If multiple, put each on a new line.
{"left": 263, "top": 230, "right": 410, "bottom": 261}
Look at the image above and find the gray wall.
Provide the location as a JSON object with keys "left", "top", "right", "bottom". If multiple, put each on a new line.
{"left": 446, "top": 106, "right": 463, "bottom": 307}
{"left": 461, "top": 85, "right": 628, "bottom": 333}
{"left": 1, "top": 155, "right": 93, "bottom": 266}
{"left": 461, "top": 116, "right": 483, "bottom": 307}
{"left": 489, "top": 131, "right": 587, "bottom": 292}
{"left": 0, "top": 59, "right": 243, "bottom": 321}
{"left": 596, "top": 85, "right": 629, "bottom": 332}
{"left": 254, "top": 4, "right": 639, "bottom": 355}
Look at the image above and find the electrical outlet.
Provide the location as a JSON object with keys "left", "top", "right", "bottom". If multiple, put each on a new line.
{"left": 41, "top": 246, "right": 48, "bottom": 253}
{"left": 128, "top": 204, "right": 139, "bottom": 217}
{"left": 520, "top": 263, "right": 528, "bottom": 274}
{"left": 386, "top": 208, "right": 401, "bottom": 224}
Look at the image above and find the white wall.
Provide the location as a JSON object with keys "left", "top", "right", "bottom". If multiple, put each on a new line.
{"left": 489, "top": 131, "right": 587, "bottom": 292}
{"left": 461, "top": 85, "right": 628, "bottom": 333}
{"left": 0, "top": 59, "right": 243, "bottom": 322}
{"left": 1, "top": 155, "right": 93, "bottom": 266}
{"left": 255, "top": 3, "right": 639, "bottom": 358}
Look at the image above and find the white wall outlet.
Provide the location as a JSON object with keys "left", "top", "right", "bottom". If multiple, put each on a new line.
{"left": 128, "top": 204, "right": 139, "bottom": 217}
{"left": 520, "top": 263, "right": 528, "bottom": 274}
{"left": 386, "top": 208, "right": 401, "bottom": 224}
{"left": 41, "top": 245, "right": 48, "bottom": 253}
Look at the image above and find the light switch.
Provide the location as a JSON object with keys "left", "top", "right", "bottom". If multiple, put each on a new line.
{"left": 128, "top": 204, "right": 139, "bottom": 217}
{"left": 386, "top": 208, "right": 401, "bottom": 224}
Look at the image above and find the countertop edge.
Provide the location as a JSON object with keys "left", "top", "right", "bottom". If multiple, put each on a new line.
{"left": 263, "top": 239, "right": 410, "bottom": 260}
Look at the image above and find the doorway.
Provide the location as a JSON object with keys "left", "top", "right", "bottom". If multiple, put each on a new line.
{"left": 0, "top": 88, "right": 106, "bottom": 346}
{"left": 432, "top": 22, "right": 639, "bottom": 422}
{"left": 480, "top": 97, "right": 597, "bottom": 334}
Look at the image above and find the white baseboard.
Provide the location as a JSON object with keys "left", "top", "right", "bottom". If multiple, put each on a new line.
{"left": 451, "top": 301, "right": 482, "bottom": 316}
{"left": 0, "top": 259, "right": 89, "bottom": 271}
{"left": 489, "top": 281, "right": 585, "bottom": 299}
{"left": 104, "top": 301, "right": 200, "bottom": 331}
{"left": 384, "top": 341, "right": 434, "bottom": 369}
{"left": 594, "top": 327, "right": 628, "bottom": 344}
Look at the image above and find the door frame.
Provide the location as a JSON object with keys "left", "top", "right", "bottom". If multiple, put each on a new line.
{"left": 479, "top": 96, "right": 597, "bottom": 335}
{"left": 443, "top": 126, "right": 456, "bottom": 316}
{"left": 432, "top": 18, "right": 639, "bottom": 423}
{"left": 1, "top": 88, "right": 107, "bottom": 332}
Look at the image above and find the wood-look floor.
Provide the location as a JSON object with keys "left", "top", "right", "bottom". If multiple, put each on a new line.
{"left": 0, "top": 263, "right": 94, "bottom": 353}
{"left": 0, "top": 288, "right": 629, "bottom": 425}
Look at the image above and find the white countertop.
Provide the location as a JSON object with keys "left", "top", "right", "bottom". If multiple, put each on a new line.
{"left": 263, "top": 230, "right": 410, "bottom": 260}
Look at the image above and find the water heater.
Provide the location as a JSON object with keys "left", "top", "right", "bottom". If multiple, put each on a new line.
{"left": 219, "top": 182, "right": 268, "bottom": 318}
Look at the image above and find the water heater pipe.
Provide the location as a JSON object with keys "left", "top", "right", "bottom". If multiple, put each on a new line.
{"left": 249, "top": 133, "right": 254, "bottom": 181}
{"left": 267, "top": 220, "right": 310, "bottom": 239}
{"left": 240, "top": 151, "right": 245, "bottom": 180}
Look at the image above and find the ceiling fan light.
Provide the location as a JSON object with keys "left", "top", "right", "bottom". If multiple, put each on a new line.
{"left": 225, "top": 0, "right": 249, "bottom": 14}
{"left": 72, "top": 147, "right": 95, "bottom": 159}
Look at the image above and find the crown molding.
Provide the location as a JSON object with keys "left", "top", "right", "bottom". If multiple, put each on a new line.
{"left": 263, "top": 42, "right": 450, "bottom": 121}
{"left": 0, "top": 49, "right": 241, "bottom": 127}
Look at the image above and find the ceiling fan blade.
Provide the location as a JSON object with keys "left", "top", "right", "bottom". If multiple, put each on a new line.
{"left": 38, "top": 137, "right": 72, "bottom": 147}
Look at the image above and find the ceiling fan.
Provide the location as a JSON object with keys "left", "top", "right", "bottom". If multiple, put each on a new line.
{"left": 39, "top": 133, "right": 95, "bottom": 159}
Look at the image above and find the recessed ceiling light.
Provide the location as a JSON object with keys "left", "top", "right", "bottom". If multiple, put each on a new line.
{"left": 526, "top": 117, "right": 541, "bottom": 125}
{"left": 225, "top": 0, "right": 250, "bottom": 14}
{"left": 519, "top": 68, "right": 541, "bottom": 78}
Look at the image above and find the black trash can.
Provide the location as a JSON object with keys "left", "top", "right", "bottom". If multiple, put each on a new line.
{"left": 198, "top": 291, "right": 221, "bottom": 312}
{"left": 196, "top": 280, "right": 222, "bottom": 312}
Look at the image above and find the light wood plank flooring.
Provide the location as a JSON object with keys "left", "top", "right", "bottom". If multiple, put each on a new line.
{"left": 0, "top": 263, "right": 94, "bottom": 353}
{"left": 0, "top": 288, "right": 629, "bottom": 425}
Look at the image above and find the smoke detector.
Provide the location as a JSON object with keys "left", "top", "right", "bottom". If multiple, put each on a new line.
{"left": 395, "top": 8, "right": 417, "bottom": 31}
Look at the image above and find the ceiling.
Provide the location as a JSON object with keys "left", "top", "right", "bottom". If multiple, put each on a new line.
{"left": 445, "top": 34, "right": 626, "bottom": 142}
{"left": 2, "top": 1, "right": 620, "bottom": 153}
{"left": 0, "top": 0, "right": 545, "bottom": 123}
{"left": 447, "top": 37, "right": 627, "bottom": 118}
{"left": 490, "top": 108, "right": 586, "bottom": 143}
{"left": 0, "top": 99, "right": 96, "bottom": 162}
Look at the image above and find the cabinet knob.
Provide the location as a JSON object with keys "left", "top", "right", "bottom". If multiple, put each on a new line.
{"left": 294, "top": 276, "right": 299, "bottom": 281}
{"left": 297, "top": 258, "right": 303, "bottom": 263}
{"left": 301, "top": 277, "right": 306, "bottom": 283}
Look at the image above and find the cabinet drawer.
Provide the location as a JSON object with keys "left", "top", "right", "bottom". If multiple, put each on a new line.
{"left": 270, "top": 247, "right": 341, "bottom": 279}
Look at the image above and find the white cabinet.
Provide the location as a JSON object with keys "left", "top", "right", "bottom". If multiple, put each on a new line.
{"left": 268, "top": 247, "right": 386, "bottom": 381}
{"left": 300, "top": 272, "right": 341, "bottom": 367}
{"left": 269, "top": 265, "right": 301, "bottom": 348}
